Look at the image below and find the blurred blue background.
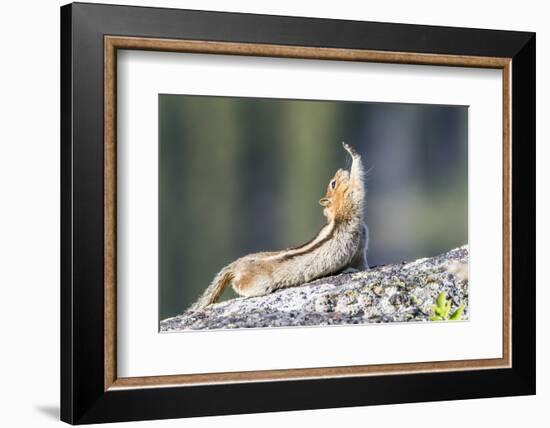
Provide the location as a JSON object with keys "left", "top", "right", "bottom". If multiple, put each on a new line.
{"left": 159, "top": 94, "right": 468, "bottom": 321}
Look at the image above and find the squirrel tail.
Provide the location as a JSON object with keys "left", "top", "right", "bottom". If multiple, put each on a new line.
{"left": 190, "top": 265, "right": 234, "bottom": 311}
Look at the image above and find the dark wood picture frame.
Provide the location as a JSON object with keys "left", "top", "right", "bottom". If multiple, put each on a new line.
{"left": 61, "top": 2, "right": 536, "bottom": 424}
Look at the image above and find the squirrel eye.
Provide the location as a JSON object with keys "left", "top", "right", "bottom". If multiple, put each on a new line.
{"left": 330, "top": 180, "right": 336, "bottom": 189}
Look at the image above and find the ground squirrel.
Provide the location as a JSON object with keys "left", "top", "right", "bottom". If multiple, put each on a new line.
{"left": 191, "top": 142, "right": 369, "bottom": 310}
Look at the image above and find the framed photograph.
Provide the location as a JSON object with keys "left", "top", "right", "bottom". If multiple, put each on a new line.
{"left": 60, "top": 2, "right": 535, "bottom": 424}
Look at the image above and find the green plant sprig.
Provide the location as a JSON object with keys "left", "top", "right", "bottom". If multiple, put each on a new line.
{"left": 429, "top": 292, "right": 464, "bottom": 321}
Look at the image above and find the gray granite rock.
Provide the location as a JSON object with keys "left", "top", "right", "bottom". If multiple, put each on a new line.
{"left": 160, "top": 246, "right": 469, "bottom": 331}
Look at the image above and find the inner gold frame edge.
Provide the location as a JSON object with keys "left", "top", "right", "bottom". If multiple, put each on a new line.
{"left": 104, "top": 35, "right": 512, "bottom": 391}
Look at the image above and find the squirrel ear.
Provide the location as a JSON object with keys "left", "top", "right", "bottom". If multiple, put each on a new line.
{"left": 319, "top": 198, "right": 330, "bottom": 206}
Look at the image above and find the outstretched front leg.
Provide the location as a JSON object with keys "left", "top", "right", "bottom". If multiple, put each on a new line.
{"left": 343, "top": 142, "right": 365, "bottom": 196}
{"left": 341, "top": 142, "right": 369, "bottom": 272}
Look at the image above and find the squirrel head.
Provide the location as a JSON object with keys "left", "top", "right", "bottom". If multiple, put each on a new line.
{"left": 319, "top": 168, "right": 353, "bottom": 221}
{"left": 319, "top": 143, "right": 364, "bottom": 222}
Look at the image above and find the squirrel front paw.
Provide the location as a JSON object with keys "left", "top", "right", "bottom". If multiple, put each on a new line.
{"left": 342, "top": 142, "right": 358, "bottom": 158}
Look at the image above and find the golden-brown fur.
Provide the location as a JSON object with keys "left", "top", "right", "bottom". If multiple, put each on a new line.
{"left": 191, "top": 142, "right": 369, "bottom": 310}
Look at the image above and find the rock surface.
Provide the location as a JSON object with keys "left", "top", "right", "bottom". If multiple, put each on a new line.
{"left": 160, "top": 246, "right": 469, "bottom": 331}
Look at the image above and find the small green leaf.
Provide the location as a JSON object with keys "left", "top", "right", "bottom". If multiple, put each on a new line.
{"left": 436, "top": 292, "right": 447, "bottom": 309}
{"left": 450, "top": 304, "right": 465, "bottom": 320}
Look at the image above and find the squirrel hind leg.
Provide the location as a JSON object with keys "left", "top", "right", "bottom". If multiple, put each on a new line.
{"left": 232, "top": 263, "right": 274, "bottom": 298}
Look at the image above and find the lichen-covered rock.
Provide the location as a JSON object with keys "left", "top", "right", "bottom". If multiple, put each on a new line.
{"left": 160, "top": 246, "right": 469, "bottom": 331}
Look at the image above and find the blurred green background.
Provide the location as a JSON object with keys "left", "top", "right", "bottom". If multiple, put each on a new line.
{"left": 159, "top": 94, "right": 468, "bottom": 321}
